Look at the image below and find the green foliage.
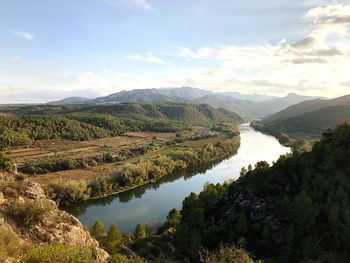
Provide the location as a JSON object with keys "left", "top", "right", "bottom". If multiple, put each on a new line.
{"left": 0, "top": 115, "right": 111, "bottom": 149}
{"left": 174, "top": 183, "right": 230, "bottom": 260}
{"left": 20, "top": 156, "right": 77, "bottom": 175}
{"left": 105, "top": 224, "right": 122, "bottom": 253}
{"left": 166, "top": 208, "right": 181, "bottom": 228}
{"left": 20, "top": 243, "right": 96, "bottom": 263}
{"left": 235, "top": 212, "right": 248, "bottom": 235}
{"left": 46, "top": 180, "right": 91, "bottom": 205}
{"left": 0, "top": 225, "right": 20, "bottom": 261}
{"left": 255, "top": 105, "right": 350, "bottom": 139}
{"left": 200, "top": 245, "right": 258, "bottom": 263}
{"left": 0, "top": 103, "right": 243, "bottom": 149}
{"left": 134, "top": 224, "right": 147, "bottom": 240}
{"left": 0, "top": 152, "right": 14, "bottom": 172}
{"left": 90, "top": 220, "right": 105, "bottom": 240}
{"left": 109, "top": 253, "right": 148, "bottom": 263}
{"left": 173, "top": 122, "right": 350, "bottom": 262}
{"left": 47, "top": 136, "right": 240, "bottom": 205}
{"left": 7, "top": 200, "right": 48, "bottom": 227}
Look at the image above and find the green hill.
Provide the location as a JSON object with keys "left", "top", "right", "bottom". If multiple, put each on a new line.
{"left": 254, "top": 94, "right": 350, "bottom": 140}
{"left": 171, "top": 122, "right": 350, "bottom": 262}
{"left": 0, "top": 102, "right": 243, "bottom": 149}
{"left": 258, "top": 105, "right": 350, "bottom": 138}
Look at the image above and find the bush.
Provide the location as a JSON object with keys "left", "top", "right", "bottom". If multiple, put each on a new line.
{"left": 109, "top": 253, "right": 148, "bottom": 263}
{"left": 7, "top": 200, "right": 49, "bottom": 226}
{"left": 200, "top": 245, "right": 258, "bottom": 263}
{"left": 46, "top": 180, "right": 91, "bottom": 205}
{"left": 20, "top": 243, "right": 96, "bottom": 263}
{"left": 0, "top": 152, "right": 14, "bottom": 172}
{"left": 0, "top": 225, "right": 20, "bottom": 261}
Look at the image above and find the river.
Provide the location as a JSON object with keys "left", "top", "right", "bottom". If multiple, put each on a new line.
{"left": 65, "top": 124, "right": 290, "bottom": 232}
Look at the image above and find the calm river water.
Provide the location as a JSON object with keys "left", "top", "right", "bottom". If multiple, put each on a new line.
{"left": 65, "top": 124, "right": 290, "bottom": 232}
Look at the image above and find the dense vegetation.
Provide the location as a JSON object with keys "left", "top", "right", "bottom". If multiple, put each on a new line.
{"left": 254, "top": 105, "right": 350, "bottom": 140}
{"left": 46, "top": 134, "right": 240, "bottom": 205}
{"left": 90, "top": 221, "right": 147, "bottom": 263}
{"left": 168, "top": 122, "right": 350, "bottom": 262}
{"left": 0, "top": 102, "right": 243, "bottom": 149}
{"left": 253, "top": 94, "right": 350, "bottom": 140}
{"left": 0, "top": 152, "right": 14, "bottom": 172}
{"left": 19, "top": 243, "right": 98, "bottom": 263}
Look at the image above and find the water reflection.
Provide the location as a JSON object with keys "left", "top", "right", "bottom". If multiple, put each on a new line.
{"left": 64, "top": 159, "right": 226, "bottom": 217}
{"left": 64, "top": 124, "right": 290, "bottom": 232}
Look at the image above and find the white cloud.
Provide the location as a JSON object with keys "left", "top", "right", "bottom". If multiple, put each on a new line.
{"left": 126, "top": 52, "right": 168, "bottom": 65}
{"left": 306, "top": 4, "right": 350, "bottom": 23}
{"left": 164, "top": 4, "right": 350, "bottom": 97}
{"left": 12, "top": 30, "right": 35, "bottom": 40}
{"left": 102, "top": 0, "right": 153, "bottom": 10}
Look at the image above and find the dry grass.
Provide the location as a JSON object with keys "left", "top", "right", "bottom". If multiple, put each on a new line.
{"left": 8, "top": 129, "right": 224, "bottom": 186}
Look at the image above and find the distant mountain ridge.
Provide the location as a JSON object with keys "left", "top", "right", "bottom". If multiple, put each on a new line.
{"left": 47, "top": 87, "right": 320, "bottom": 118}
{"left": 48, "top": 97, "right": 91, "bottom": 105}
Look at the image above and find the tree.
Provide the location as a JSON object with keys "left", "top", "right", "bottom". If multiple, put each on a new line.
{"left": 134, "top": 224, "right": 147, "bottom": 239}
{"left": 240, "top": 167, "right": 248, "bottom": 177}
{"left": 105, "top": 224, "right": 122, "bottom": 253}
{"left": 291, "top": 191, "right": 316, "bottom": 230}
{"left": 235, "top": 212, "right": 247, "bottom": 235}
{"left": 0, "top": 152, "right": 14, "bottom": 172}
{"left": 166, "top": 208, "right": 181, "bottom": 227}
{"left": 90, "top": 220, "right": 105, "bottom": 240}
{"left": 278, "top": 133, "right": 290, "bottom": 145}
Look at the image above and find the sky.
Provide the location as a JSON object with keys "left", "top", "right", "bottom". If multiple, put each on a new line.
{"left": 1, "top": 0, "right": 350, "bottom": 103}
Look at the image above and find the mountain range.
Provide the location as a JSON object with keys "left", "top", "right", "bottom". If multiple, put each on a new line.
{"left": 48, "top": 87, "right": 319, "bottom": 119}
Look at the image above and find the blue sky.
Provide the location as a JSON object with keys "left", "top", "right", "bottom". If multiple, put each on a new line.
{"left": 1, "top": 0, "right": 350, "bottom": 102}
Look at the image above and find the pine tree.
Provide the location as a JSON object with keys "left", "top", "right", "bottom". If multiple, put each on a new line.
{"left": 90, "top": 220, "right": 105, "bottom": 239}
{"left": 134, "top": 224, "right": 147, "bottom": 239}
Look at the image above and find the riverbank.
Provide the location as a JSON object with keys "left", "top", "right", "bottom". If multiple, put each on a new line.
{"left": 65, "top": 125, "right": 290, "bottom": 233}
{"left": 29, "top": 130, "right": 240, "bottom": 206}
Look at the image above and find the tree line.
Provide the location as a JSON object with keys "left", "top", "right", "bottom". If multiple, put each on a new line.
{"left": 167, "top": 121, "right": 350, "bottom": 262}
{"left": 46, "top": 136, "right": 240, "bottom": 205}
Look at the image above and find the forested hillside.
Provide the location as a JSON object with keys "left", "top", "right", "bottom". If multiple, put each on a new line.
{"left": 252, "top": 94, "right": 350, "bottom": 140}
{"left": 0, "top": 103, "right": 243, "bottom": 149}
{"left": 168, "top": 121, "right": 350, "bottom": 262}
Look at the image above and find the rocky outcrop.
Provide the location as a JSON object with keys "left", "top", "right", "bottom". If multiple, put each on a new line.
{"left": 0, "top": 177, "right": 109, "bottom": 262}
{"left": 216, "top": 175, "right": 289, "bottom": 254}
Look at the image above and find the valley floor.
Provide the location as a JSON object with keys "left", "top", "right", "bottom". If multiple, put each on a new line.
{"left": 8, "top": 127, "right": 240, "bottom": 205}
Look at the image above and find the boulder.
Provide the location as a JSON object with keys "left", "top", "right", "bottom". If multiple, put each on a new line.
{"left": 25, "top": 182, "right": 46, "bottom": 200}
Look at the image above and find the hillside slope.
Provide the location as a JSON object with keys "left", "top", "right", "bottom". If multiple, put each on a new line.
{"left": 0, "top": 102, "right": 243, "bottom": 149}
{"left": 264, "top": 95, "right": 350, "bottom": 123}
{"left": 254, "top": 94, "right": 350, "bottom": 139}
{"left": 259, "top": 105, "right": 350, "bottom": 138}
{"left": 0, "top": 174, "right": 108, "bottom": 262}
{"left": 172, "top": 121, "right": 350, "bottom": 262}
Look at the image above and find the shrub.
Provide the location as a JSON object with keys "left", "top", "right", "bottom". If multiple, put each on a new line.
{"left": 7, "top": 200, "right": 48, "bottom": 226}
{"left": 46, "top": 180, "right": 91, "bottom": 205}
{"left": 20, "top": 243, "right": 96, "bottom": 263}
{"left": 200, "top": 245, "right": 258, "bottom": 263}
{"left": 0, "top": 225, "right": 20, "bottom": 261}
{"left": 0, "top": 152, "right": 14, "bottom": 172}
{"left": 109, "top": 253, "right": 148, "bottom": 263}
